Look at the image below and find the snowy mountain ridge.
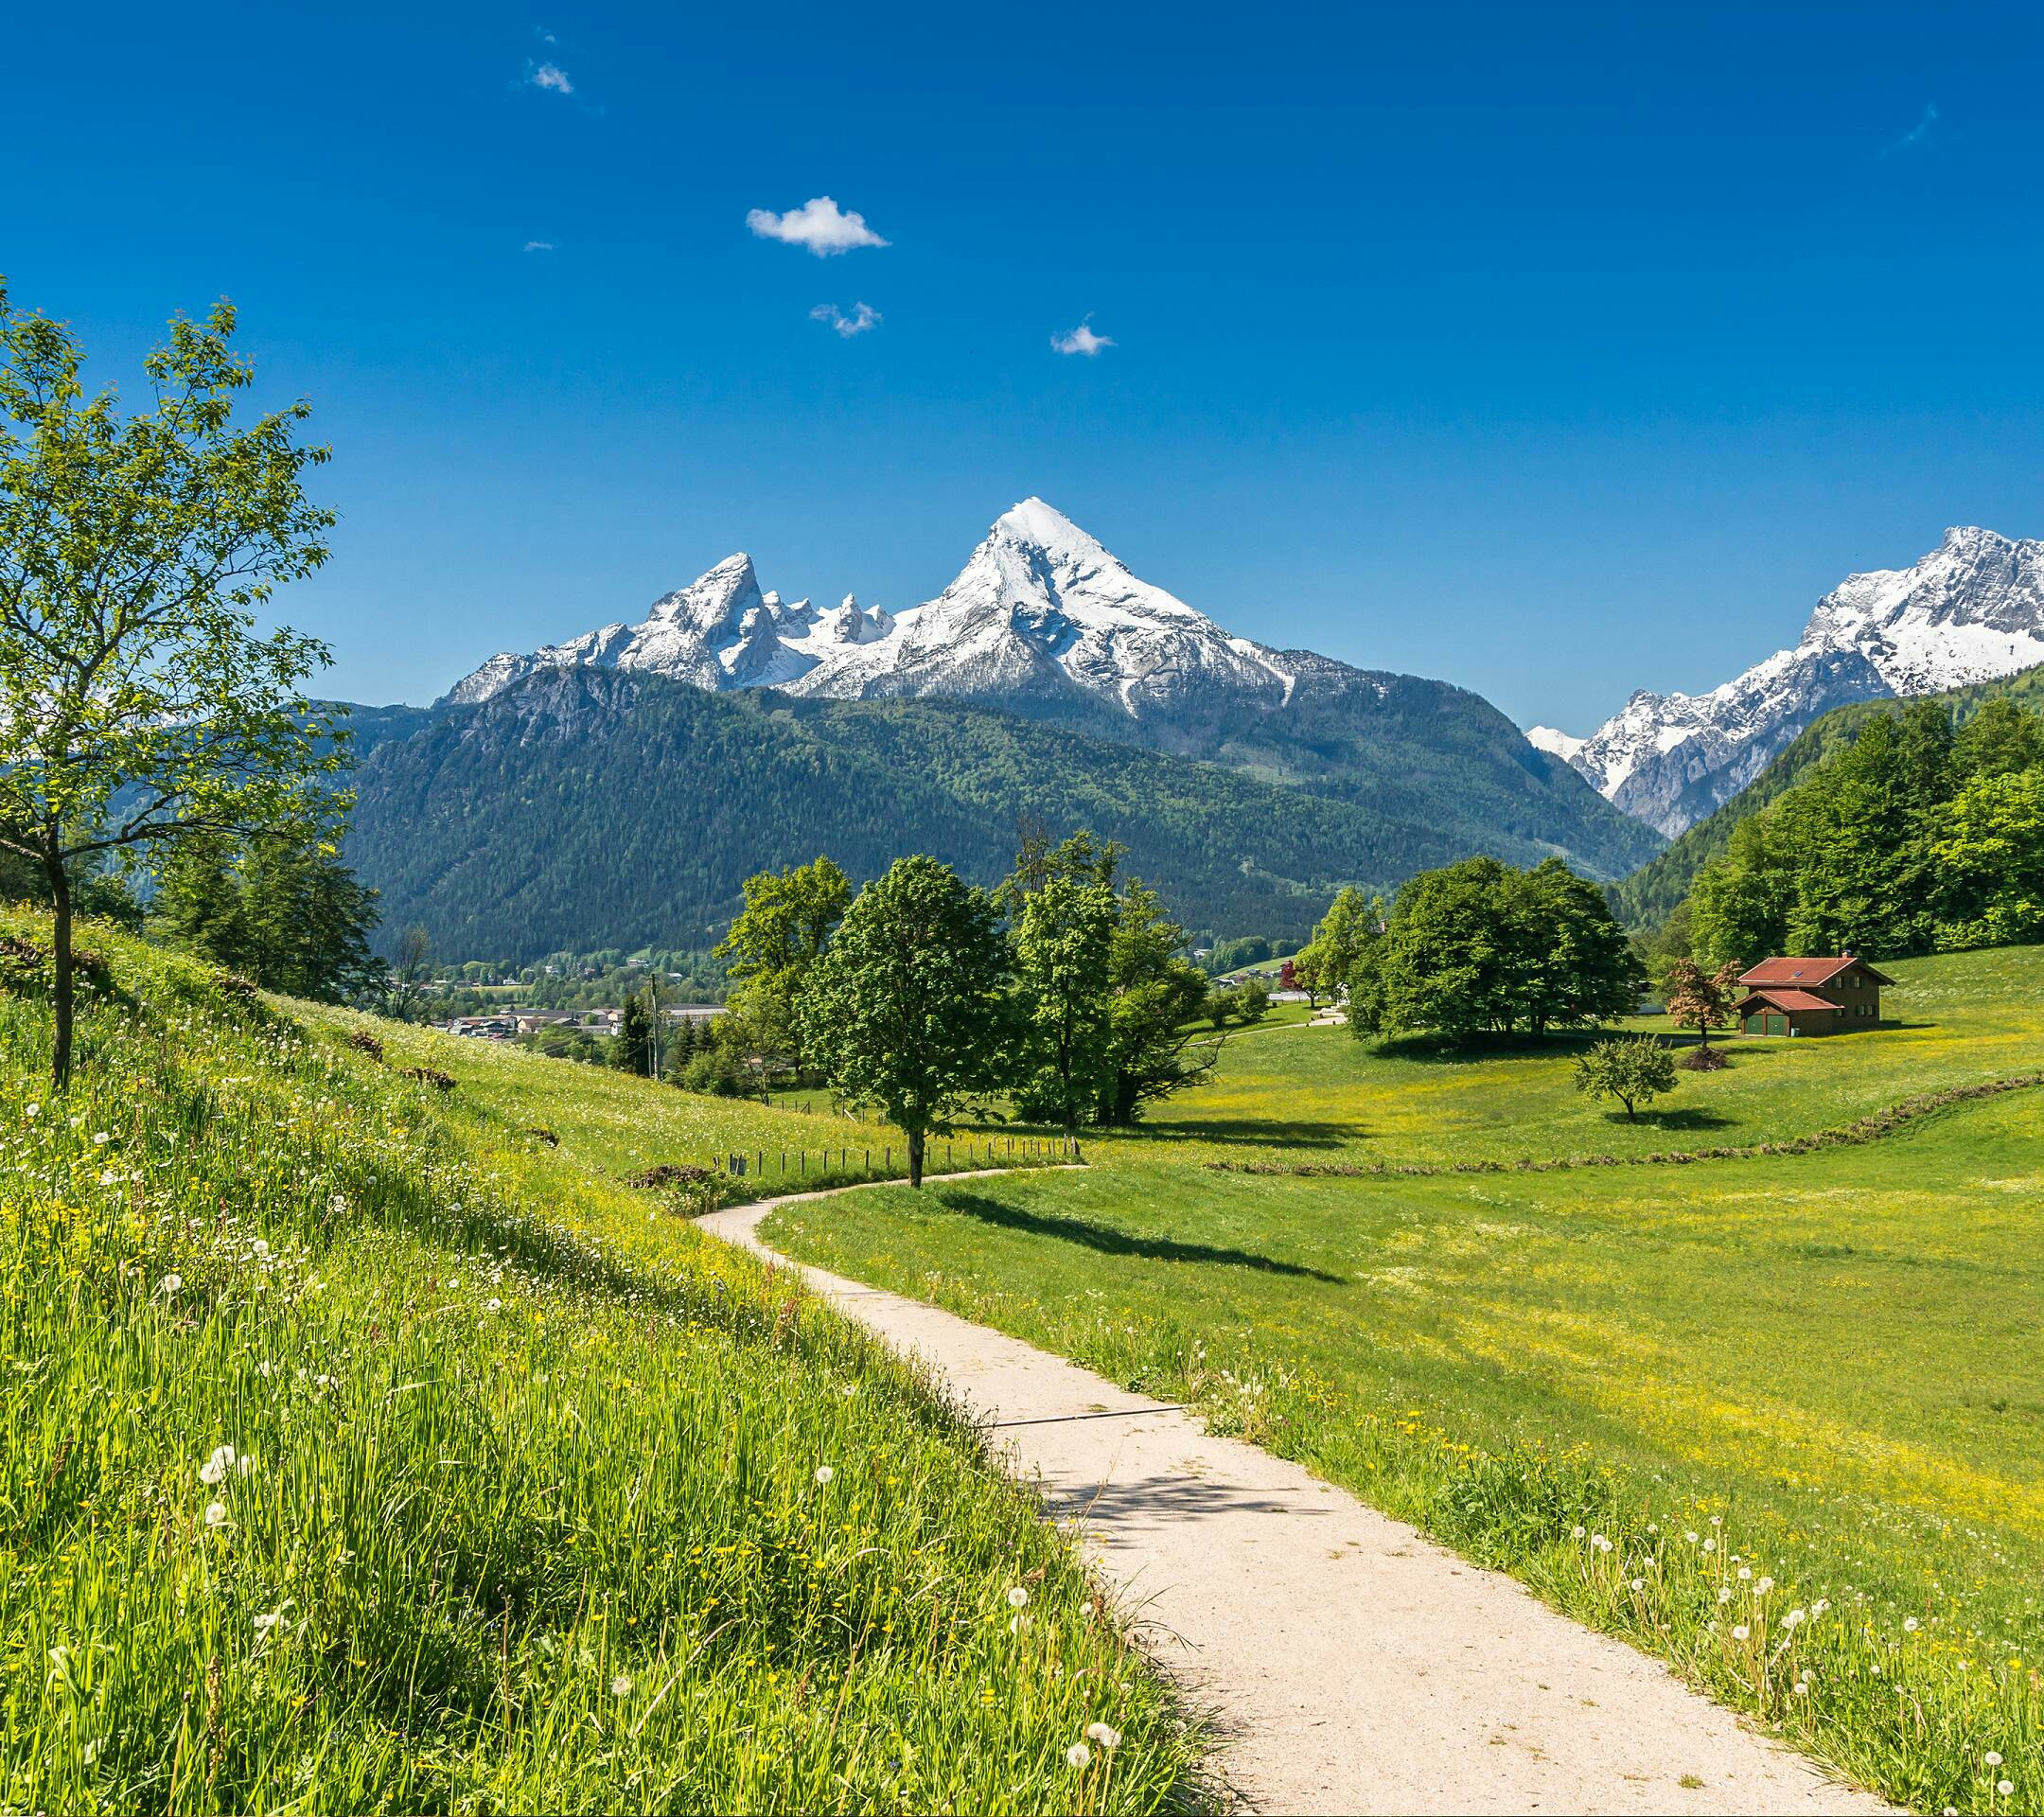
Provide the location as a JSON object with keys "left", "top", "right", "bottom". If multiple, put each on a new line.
{"left": 1529, "top": 526, "right": 2044, "bottom": 835}
{"left": 445, "top": 499, "right": 1301, "bottom": 716}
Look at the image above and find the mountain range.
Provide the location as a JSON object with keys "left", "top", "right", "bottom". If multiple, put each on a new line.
{"left": 338, "top": 501, "right": 1658, "bottom": 959}
{"left": 1529, "top": 527, "right": 2044, "bottom": 835}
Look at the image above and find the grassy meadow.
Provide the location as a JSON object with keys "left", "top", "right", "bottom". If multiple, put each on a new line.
{"left": 302, "top": 1008, "right": 1072, "bottom": 1201}
{"left": 766, "top": 945, "right": 2044, "bottom": 1814}
{"left": 0, "top": 908, "right": 1195, "bottom": 1812}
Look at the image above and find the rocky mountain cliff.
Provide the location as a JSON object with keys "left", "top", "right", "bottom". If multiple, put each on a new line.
{"left": 1530, "top": 527, "right": 2044, "bottom": 835}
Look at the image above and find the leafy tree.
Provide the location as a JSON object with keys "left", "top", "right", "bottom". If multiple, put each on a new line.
{"left": 1236, "top": 977, "right": 1271, "bottom": 1021}
{"left": 156, "top": 826, "right": 379, "bottom": 1002}
{"left": 1660, "top": 956, "right": 1743, "bottom": 1052}
{"left": 1688, "top": 811, "right": 1797, "bottom": 967}
{"left": 1100, "top": 880, "right": 1215, "bottom": 1124}
{"left": 1930, "top": 765, "right": 2044, "bottom": 950}
{"left": 1011, "top": 873, "right": 1119, "bottom": 1129}
{"left": 0, "top": 288, "right": 341, "bottom": 1084}
{"left": 797, "top": 856, "right": 1011, "bottom": 1186}
{"left": 714, "top": 856, "right": 850, "bottom": 1079}
{"left": 1360, "top": 856, "right": 1636, "bottom": 1044}
{"left": 1574, "top": 1034, "right": 1676, "bottom": 1120}
{"left": 1301, "top": 886, "right": 1381, "bottom": 1009}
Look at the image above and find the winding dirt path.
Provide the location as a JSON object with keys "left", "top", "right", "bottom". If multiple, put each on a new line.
{"left": 699, "top": 1174, "right": 1889, "bottom": 1816}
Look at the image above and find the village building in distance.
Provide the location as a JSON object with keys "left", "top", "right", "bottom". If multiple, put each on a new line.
{"left": 1734, "top": 955, "right": 1894, "bottom": 1036}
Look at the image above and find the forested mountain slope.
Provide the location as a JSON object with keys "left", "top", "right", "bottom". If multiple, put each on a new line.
{"left": 344, "top": 668, "right": 1655, "bottom": 961}
{"left": 1611, "top": 662, "right": 2044, "bottom": 929}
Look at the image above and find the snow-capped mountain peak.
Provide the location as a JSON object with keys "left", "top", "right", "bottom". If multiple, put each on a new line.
{"left": 1537, "top": 526, "right": 2044, "bottom": 835}
{"left": 443, "top": 498, "right": 1295, "bottom": 717}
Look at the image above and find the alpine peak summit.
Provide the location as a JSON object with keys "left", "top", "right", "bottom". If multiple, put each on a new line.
{"left": 444, "top": 500, "right": 1296, "bottom": 716}
{"left": 1529, "top": 525, "right": 2044, "bottom": 836}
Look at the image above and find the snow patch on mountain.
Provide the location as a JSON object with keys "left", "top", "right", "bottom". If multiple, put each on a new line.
{"left": 444, "top": 499, "right": 1299, "bottom": 719}
{"left": 1537, "top": 526, "right": 2044, "bottom": 835}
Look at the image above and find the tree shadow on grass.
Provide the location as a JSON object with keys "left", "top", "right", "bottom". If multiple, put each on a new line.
{"left": 1605, "top": 1106, "right": 1736, "bottom": 1132}
{"left": 935, "top": 1191, "right": 1343, "bottom": 1283}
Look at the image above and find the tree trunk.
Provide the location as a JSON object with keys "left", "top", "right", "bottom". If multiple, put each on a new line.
{"left": 907, "top": 1126, "right": 925, "bottom": 1189}
{"left": 48, "top": 856, "right": 75, "bottom": 1089}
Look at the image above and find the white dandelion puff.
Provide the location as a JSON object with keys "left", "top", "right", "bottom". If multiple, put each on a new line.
{"left": 1065, "top": 1743, "right": 1091, "bottom": 1770}
{"left": 203, "top": 1502, "right": 228, "bottom": 1527}
{"left": 1084, "top": 1721, "right": 1120, "bottom": 1749}
{"left": 611, "top": 1673, "right": 633, "bottom": 1697}
{"left": 1732, "top": 1624, "right": 1751, "bottom": 1641}
{"left": 814, "top": 1465, "right": 835, "bottom": 1486}
{"left": 1008, "top": 1586, "right": 1031, "bottom": 1609}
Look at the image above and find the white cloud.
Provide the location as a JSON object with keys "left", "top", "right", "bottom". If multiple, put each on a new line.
{"left": 1050, "top": 316, "right": 1115, "bottom": 357}
{"left": 747, "top": 197, "right": 889, "bottom": 256}
{"left": 523, "top": 240, "right": 555, "bottom": 253}
{"left": 810, "top": 302, "right": 881, "bottom": 338}
{"left": 1886, "top": 102, "right": 1938, "bottom": 154}
{"left": 528, "top": 61, "right": 573, "bottom": 94}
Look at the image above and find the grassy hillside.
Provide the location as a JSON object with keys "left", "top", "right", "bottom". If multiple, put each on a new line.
{"left": 1612, "top": 662, "right": 2044, "bottom": 929}
{"left": 0, "top": 908, "right": 1194, "bottom": 1811}
{"left": 344, "top": 667, "right": 1661, "bottom": 961}
{"left": 765, "top": 944, "right": 2044, "bottom": 1814}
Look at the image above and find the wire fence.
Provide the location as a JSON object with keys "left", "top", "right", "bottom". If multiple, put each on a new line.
{"left": 716, "top": 1133, "right": 1082, "bottom": 1182}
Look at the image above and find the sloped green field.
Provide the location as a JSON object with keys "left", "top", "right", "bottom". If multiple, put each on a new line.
{"left": 0, "top": 909, "right": 1193, "bottom": 1812}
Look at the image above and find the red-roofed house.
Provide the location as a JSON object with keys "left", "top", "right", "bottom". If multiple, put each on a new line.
{"left": 1734, "top": 955, "right": 1894, "bottom": 1036}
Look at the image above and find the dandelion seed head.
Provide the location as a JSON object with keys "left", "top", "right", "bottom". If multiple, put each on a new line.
{"left": 611, "top": 1673, "right": 632, "bottom": 1697}
{"left": 1084, "top": 1721, "right": 1120, "bottom": 1749}
{"left": 1985, "top": 1753, "right": 2003, "bottom": 1767}
{"left": 1008, "top": 1586, "right": 1030, "bottom": 1609}
{"left": 203, "top": 1502, "right": 228, "bottom": 1527}
{"left": 814, "top": 1465, "right": 835, "bottom": 1486}
{"left": 1065, "top": 1743, "right": 1091, "bottom": 1770}
{"left": 1732, "top": 1624, "right": 1751, "bottom": 1640}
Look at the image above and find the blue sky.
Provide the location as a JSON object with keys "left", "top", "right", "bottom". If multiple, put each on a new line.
{"left": 12, "top": 2, "right": 2044, "bottom": 730}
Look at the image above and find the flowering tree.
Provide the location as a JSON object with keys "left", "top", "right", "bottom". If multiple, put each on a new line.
{"left": 1662, "top": 957, "right": 1743, "bottom": 1052}
{"left": 0, "top": 287, "right": 343, "bottom": 1085}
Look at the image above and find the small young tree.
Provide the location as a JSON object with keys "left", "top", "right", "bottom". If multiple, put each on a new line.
{"left": 0, "top": 288, "right": 342, "bottom": 1084}
{"left": 1574, "top": 1034, "right": 1677, "bottom": 1120}
{"left": 1237, "top": 977, "right": 1272, "bottom": 1022}
{"left": 386, "top": 925, "right": 436, "bottom": 1023}
{"left": 1662, "top": 956, "right": 1743, "bottom": 1063}
{"left": 797, "top": 856, "right": 1010, "bottom": 1186}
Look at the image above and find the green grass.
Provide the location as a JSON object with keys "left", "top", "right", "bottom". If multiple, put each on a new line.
{"left": 1, "top": 908, "right": 1195, "bottom": 1812}
{"left": 766, "top": 944, "right": 2044, "bottom": 1814}
{"left": 308, "top": 1014, "right": 1073, "bottom": 1203}
{"left": 1152, "top": 944, "right": 2044, "bottom": 1167}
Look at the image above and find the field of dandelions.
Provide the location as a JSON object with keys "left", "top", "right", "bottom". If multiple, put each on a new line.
{"left": 766, "top": 943, "right": 2044, "bottom": 1815}
{"left": 0, "top": 908, "right": 1197, "bottom": 1813}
